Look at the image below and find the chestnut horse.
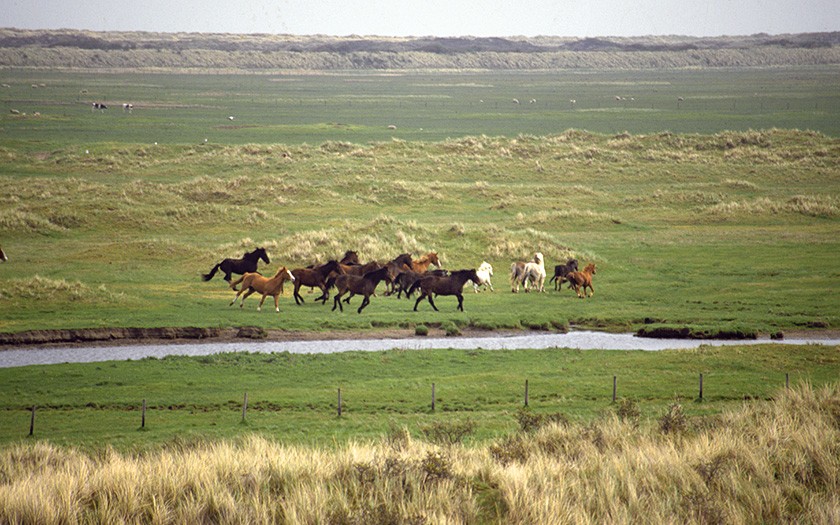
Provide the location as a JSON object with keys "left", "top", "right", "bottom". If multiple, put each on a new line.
{"left": 203, "top": 247, "right": 269, "bottom": 283}
{"left": 229, "top": 266, "right": 295, "bottom": 312}
{"left": 331, "top": 266, "right": 391, "bottom": 313}
{"left": 291, "top": 260, "right": 343, "bottom": 305}
{"left": 566, "top": 263, "right": 596, "bottom": 298}
{"left": 409, "top": 269, "right": 479, "bottom": 312}
{"left": 411, "top": 252, "right": 441, "bottom": 273}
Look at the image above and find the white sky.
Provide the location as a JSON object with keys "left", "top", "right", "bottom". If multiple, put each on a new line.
{"left": 2, "top": 0, "right": 838, "bottom": 37}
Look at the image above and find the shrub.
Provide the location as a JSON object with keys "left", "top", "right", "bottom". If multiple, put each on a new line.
{"left": 414, "top": 324, "right": 429, "bottom": 336}
{"left": 615, "top": 398, "right": 641, "bottom": 424}
{"left": 516, "top": 408, "right": 570, "bottom": 433}
{"left": 659, "top": 402, "right": 688, "bottom": 435}
{"left": 419, "top": 419, "right": 476, "bottom": 446}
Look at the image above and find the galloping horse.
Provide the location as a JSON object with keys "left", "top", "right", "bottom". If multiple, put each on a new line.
{"left": 331, "top": 266, "right": 391, "bottom": 313}
{"left": 339, "top": 250, "right": 360, "bottom": 266}
{"left": 409, "top": 269, "right": 480, "bottom": 312}
{"left": 566, "top": 263, "right": 597, "bottom": 298}
{"left": 411, "top": 252, "right": 442, "bottom": 273}
{"left": 291, "top": 260, "right": 343, "bottom": 305}
{"left": 510, "top": 252, "right": 546, "bottom": 293}
{"left": 229, "top": 266, "right": 295, "bottom": 312}
{"left": 548, "top": 259, "right": 579, "bottom": 290}
{"left": 203, "top": 247, "right": 269, "bottom": 283}
{"left": 471, "top": 261, "right": 494, "bottom": 292}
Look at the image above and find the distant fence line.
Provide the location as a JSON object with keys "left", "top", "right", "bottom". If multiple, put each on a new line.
{"left": 23, "top": 372, "right": 796, "bottom": 436}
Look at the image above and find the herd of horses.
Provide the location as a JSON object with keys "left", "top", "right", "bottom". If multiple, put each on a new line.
{"left": 203, "top": 247, "right": 596, "bottom": 314}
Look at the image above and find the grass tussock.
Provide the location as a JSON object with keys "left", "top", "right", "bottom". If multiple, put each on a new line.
{"left": 1, "top": 383, "right": 836, "bottom": 524}
{"left": 0, "top": 275, "right": 125, "bottom": 303}
{"left": 705, "top": 195, "right": 839, "bottom": 219}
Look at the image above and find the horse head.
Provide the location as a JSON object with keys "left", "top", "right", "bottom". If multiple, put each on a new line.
{"left": 479, "top": 261, "right": 493, "bottom": 275}
{"left": 256, "top": 247, "right": 270, "bottom": 264}
{"left": 428, "top": 252, "right": 441, "bottom": 268}
{"left": 534, "top": 252, "right": 544, "bottom": 265}
{"left": 584, "top": 263, "right": 596, "bottom": 274}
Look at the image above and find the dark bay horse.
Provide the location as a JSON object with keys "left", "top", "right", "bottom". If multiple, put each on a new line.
{"left": 549, "top": 258, "right": 579, "bottom": 291}
{"left": 340, "top": 250, "right": 360, "bottom": 266}
{"left": 229, "top": 266, "right": 295, "bottom": 312}
{"left": 331, "top": 266, "right": 390, "bottom": 313}
{"left": 409, "top": 269, "right": 479, "bottom": 312}
{"left": 291, "top": 260, "right": 343, "bottom": 305}
{"left": 203, "top": 247, "right": 269, "bottom": 283}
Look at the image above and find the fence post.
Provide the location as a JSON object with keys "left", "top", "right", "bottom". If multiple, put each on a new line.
{"left": 524, "top": 379, "right": 529, "bottom": 407}
{"left": 612, "top": 376, "right": 617, "bottom": 403}
{"left": 141, "top": 399, "right": 146, "bottom": 429}
{"left": 698, "top": 373, "right": 704, "bottom": 401}
{"left": 241, "top": 392, "right": 248, "bottom": 423}
{"left": 431, "top": 383, "right": 436, "bottom": 412}
{"left": 29, "top": 406, "right": 35, "bottom": 436}
{"left": 337, "top": 388, "right": 342, "bottom": 417}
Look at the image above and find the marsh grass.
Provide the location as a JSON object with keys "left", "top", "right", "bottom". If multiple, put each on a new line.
{"left": 0, "top": 383, "right": 837, "bottom": 524}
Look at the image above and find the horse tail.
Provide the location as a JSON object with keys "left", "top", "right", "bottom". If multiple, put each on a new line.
{"left": 202, "top": 263, "right": 221, "bottom": 281}
{"left": 229, "top": 275, "right": 246, "bottom": 291}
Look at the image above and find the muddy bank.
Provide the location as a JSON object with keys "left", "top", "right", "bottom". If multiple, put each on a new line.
{"left": 0, "top": 325, "right": 486, "bottom": 350}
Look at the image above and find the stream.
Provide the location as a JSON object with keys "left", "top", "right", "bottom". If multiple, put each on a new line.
{"left": 1, "top": 331, "right": 837, "bottom": 368}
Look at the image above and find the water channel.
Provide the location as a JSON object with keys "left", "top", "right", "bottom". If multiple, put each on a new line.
{"left": 1, "top": 331, "right": 837, "bottom": 368}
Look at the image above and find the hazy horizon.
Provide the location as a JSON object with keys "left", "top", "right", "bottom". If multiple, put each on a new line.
{"left": 2, "top": 0, "right": 838, "bottom": 39}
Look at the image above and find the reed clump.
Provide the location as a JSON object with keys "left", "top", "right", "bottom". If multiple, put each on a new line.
{"left": 1, "top": 383, "right": 836, "bottom": 524}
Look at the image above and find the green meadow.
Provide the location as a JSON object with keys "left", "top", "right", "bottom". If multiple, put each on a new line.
{"left": 0, "top": 66, "right": 838, "bottom": 450}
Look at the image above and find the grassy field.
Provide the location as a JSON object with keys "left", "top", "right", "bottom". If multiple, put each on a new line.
{"left": 1, "top": 65, "right": 838, "bottom": 523}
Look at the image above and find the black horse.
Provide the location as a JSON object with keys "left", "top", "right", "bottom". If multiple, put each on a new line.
{"left": 548, "top": 258, "right": 579, "bottom": 291}
{"left": 202, "top": 247, "right": 270, "bottom": 283}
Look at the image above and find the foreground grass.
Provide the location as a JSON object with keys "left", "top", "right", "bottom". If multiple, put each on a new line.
{"left": 1, "top": 382, "right": 837, "bottom": 524}
{"left": 1, "top": 344, "right": 837, "bottom": 449}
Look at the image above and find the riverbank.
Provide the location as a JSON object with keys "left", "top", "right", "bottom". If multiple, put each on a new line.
{"left": 3, "top": 325, "right": 839, "bottom": 351}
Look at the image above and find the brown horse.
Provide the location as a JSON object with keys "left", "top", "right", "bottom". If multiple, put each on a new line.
{"left": 339, "top": 250, "right": 360, "bottom": 266}
{"left": 331, "top": 266, "right": 391, "bottom": 313}
{"left": 411, "top": 252, "right": 442, "bottom": 273}
{"left": 409, "top": 269, "right": 479, "bottom": 312}
{"left": 291, "top": 260, "right": 343, "bottom": 305}
{"left": 229, "top": 266, "right": 295, "bottom": 312}
{"left": 566, "top": 263, "right": 596, "bottom": 298}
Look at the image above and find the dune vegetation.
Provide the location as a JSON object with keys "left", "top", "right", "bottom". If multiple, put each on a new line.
{"left": 0, "top": 383, "right": 837, "bottom": 524}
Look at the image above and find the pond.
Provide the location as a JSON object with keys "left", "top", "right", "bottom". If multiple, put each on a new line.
{"left": 1, "top": 330, "right": 837, "bottom": 368}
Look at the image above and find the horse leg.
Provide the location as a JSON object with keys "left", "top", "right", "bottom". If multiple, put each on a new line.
{"left": 427, "top": 294, "right": 439, "bottom": 312}
{"left": 240, "top": 288, "right": 256, "bottom": 308}
{"left": 413, "top": 292, "right": 426, "bottom": 311}
{"left": 293, "top": 282, "right": 305, "bottom": 305}
{"left": 456, "top": 293, "right": 464, "bottom": 311}
{"left": 229, "top": 288, "right": 243, "bottom": 307}
{"left": 357, "top": 296, "right": 370, "bottom": 314}
{"left": 273, "top": 294, "right": 280, "bottom": 312}
{"left": 587, "top": 282, "right": 594, "bottom": 298}
{"left": 257, "top": 293, "right": 268, "bottom": 312}
{"left": 332, "top": 291, "right": 343, "bottom": 311}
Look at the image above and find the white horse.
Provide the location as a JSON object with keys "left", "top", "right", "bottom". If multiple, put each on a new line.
{"left": 471, "top": 261, "right": 494, "bottom": 293}
{"left": 510, "top": 252, "right": 546, "bottom": 293}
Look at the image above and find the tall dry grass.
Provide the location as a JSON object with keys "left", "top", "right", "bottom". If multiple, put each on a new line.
{"left": 1, "top": 383, "right": 837, "bottom": 524}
